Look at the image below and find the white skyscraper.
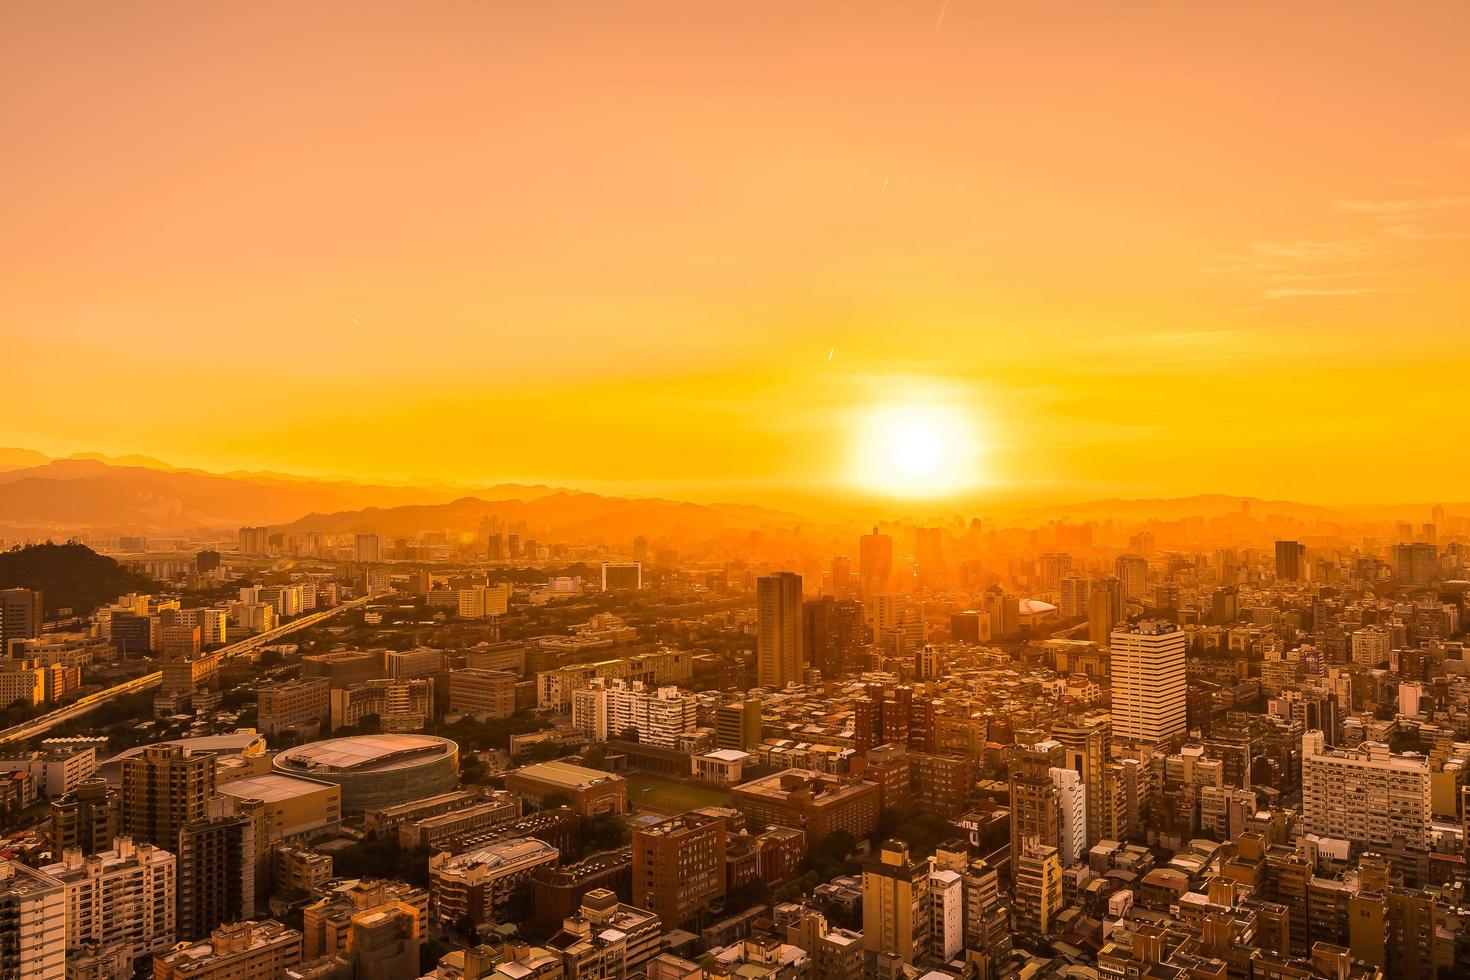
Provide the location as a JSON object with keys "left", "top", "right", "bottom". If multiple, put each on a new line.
{"left": 1109, "top": 621, "right": 1187, "bottom": 745}
{"left": 1048, "top": 767, "right": 1087, "bottom": 868}
{"left": 41, "top": 837, "right": 177, "bottom": 974}
{"left": 354, "top": 533, "right": 380, "bottom": 564}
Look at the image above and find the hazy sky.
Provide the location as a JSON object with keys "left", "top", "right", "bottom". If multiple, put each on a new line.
{"left": 4, "top": 2, "right": 1468, "bottom": 506}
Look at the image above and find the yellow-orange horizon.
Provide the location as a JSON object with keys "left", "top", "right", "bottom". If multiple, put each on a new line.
{"left": 4, "top": 3, "right": 1469, "bottom": 505}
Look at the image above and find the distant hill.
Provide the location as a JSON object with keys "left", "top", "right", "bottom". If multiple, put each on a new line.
{"left": 274, "top": 492, "right": 807, "bottom": 548}
{"left": 0, "top": 542, "right": 155, "bottom": 615}
{"left": 0, "top": 454, "right": 564, "bottom": 534}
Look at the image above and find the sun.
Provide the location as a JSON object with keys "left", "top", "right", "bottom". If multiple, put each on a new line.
{"left": 853, "top": 401, "right": 983, "bottom": 498}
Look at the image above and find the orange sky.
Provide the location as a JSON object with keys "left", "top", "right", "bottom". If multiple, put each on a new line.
{"left": 4, "top": 2, "right": 1469, "bottom": 508}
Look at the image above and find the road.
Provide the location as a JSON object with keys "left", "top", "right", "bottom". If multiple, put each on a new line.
{"left": 0, "top": 594, "right": 377, "bottom": 747}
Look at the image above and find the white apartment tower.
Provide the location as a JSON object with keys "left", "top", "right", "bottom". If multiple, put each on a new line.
{"left": 41, "top": 837, "right": 177, "bottom": 975}
{"left": 0, "top": 860, "right": 66, "bottom": 980}
{"left": 1109, "top": 621, "right": 1187, "bottom": 746}
{"left": 1301, "top": 730, "right": 1430, "bottom": 849}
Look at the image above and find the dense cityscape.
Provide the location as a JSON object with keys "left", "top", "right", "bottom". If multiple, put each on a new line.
{"left": 0, "top": 503, "right": 1468, "bottom": 980}
{"left": 7, "top": 3, "right": 1469, "bottom": 979}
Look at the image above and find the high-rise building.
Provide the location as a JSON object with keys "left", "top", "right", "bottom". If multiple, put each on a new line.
{"left": 1350, "top": 626, "right": 1391, "bottom": 667}
{"left": 354, "top": 533, "right": 381, "bottom": 564}
{"left": 1392, "top": 542, "right": 1438, "bottom": 587}
{"left": 1058, "top": 575, "right": 1090, "bottom": 619}
{"left": 0, "top": 859, "right": 66, "bottom": 980}
{"left": 1007, "top": 739, "right": 1065, "bottom": 863}
{"left": 1109, "top": 621, "right": 1187, "bottom": 746}
{"left": 257, "top": 677, "right": 331, "bottom": 738}
{"left": 829, "top": 555, "right": 852, "bottom": 594}
{"left": 1038, "top": 553, "right": 1072, "bottom": 590}
{"left": 858, "top": 528, "right": 893, "bottom": 599}
{"left": 1051, "top": 715, "right": 1111, "bottom": 849}
{"left": 1087, "top": 577, "right": 1122, "bottom": 645}
{"left": 1113, "top": 555, "right": 1147, "bottom": 603}
{"left": 0, "top": 588, "right": 43, "bottom": 657}
{"left": 237, "top": 527, "right": 270, "bottom": 556}
{"left": 153, "top": 920, "right": 302, "bottom": 980}
{"left": 1301, "top": 730, "right": 1430, "bottom": 849}
{"left": 447, "top": 668, "right": 517, "bottom": 720}
{"left": 861, "top": 840, "right": 930, "bottom": 967}
{"left": 1012, "top": 842, "right": 1062, "bottom": 937}
{"left": 1048, "top": 767, "right": 1086, "bottom": 868}
{"left": 574, "top": 681, "right": 698, "bottom": 748}
{"left": 177, "top": 796, "right": 259, "bottom": 941}
{"left": 1274, "top": 540, "right": 1305, "bottom": 582}
{"left": 632, "top": 812, "right": 726, "bottom": 928}
{"left": 49, "top": 777, "right": 120, "bottom": 856}
{"left": 42, "top": 837, "right": 176, "bottom": 973}
{"left": 600, "top": 562, "right": 643, "bottom": 592}
{"left": 914, "top": 528, "right": 944, "bottom": 586}
{"left": 715, "top": 698, "right": 763, "bottom": 751}
{"left": 121, "top": 744, "right": 217, "bottom": 849}
{"left": 948, "top": 609, "right": 990, "bottom": 644}
{"left": 802, "top": 596, "right": 865, "bottom": 679}
{"left": 756, "top": 572, "right": 803, "bottom": 689}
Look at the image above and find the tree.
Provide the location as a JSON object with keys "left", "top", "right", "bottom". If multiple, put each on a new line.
{"left": 582, "top": 813, "right": 629, "bottom": 855}
{"left": 582, "top": 743, "right": 608, "bottom": 769}
{"left": 617, "top": 726, "right": 640, "bottom": 743}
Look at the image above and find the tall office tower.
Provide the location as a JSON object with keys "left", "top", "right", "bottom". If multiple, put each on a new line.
{"left": 632, "top": 813, "right": 726, "bottom": 928}
{"left": 121, "top": 744, "right": 217, "bottom": 850}
{"left": 1058, "top": 575, "right": 1090, "bottom": 619}
{"left": 631, "top": 535, "right": 649, "bottom": 563}
{"left": 0, "top": 588, "right": 43, "bottom": 656}
{"left": 1110, "top": 622, "right": 1187, "bottom": 746}
{"left": 802, "top": 596, "right": 866, "bottom": 679}
{"left": 1006, "top": 739, "right": 1066, "bottom": 864}
{"left": 177, "top": 796, "right": 258, "bottom": 941}
{"left": 1051, "top": 715, "right": 1111, "bottom": 849}
{"left": 914, "top": 528, "right": 944, "bottom": 584}
{"left": 714, "top": 697, "right": 763, "bottom": 751}
{"left": 0, "top": 860, "right": 66, "bottom": 980}
{"left": 486, "top": 533, "right": 504, "bottom": 561}
{"left": 830, "top": 555, "right": 852, "bottom": 594}
{"left": 1038, "top": 553, "right": 1072, "bottom": 590}
{"left": 1210, "top": 586, "right": 1239, "bottom": 625}
{"left": 1012, "top": 842, "right": 1062, "bottom": 937}
{"left": 601, "top": 561, "right": 643, "bottom": 592}
{"left": 1274, "top": 540, "right": 1305, "bottom": 582}
{"left": 1301, "top": 731, "right": 1431, "bottom": 849}
{"left": 354, "top": 533, "right": 381, "bottom": 564}
{"left": 862, "top": 840, "right": 931, "bottom": 968}
{"left": 49, "top": 777, "right": 121, "bottom": 856}
{"left": 1392, "top": 541, "right": 1438, "bottom": 587}
{"left": 859, "top": 527, "right": 893, "bottom": 599}
{"left": 756, "top": 572, "right": 803, "bottom": 689}
{"left": 1047, "top": 768, "right": 1086, "bottom": 868}
{"left": 41, "top": 837, "right": 177, "bottom": 973}
{"left": 1087, "top": 583, "right": 1118, "bottom": 646}
{"left": 983, "top": 588, "right": 1020, "bottom": 640}
{"left": 1113, "top": 554, "right": 1147, "bottom": 603}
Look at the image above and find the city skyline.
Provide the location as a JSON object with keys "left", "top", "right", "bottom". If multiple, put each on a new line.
{"left": 6, "top": 3, "right": 1470, "bottom": 504}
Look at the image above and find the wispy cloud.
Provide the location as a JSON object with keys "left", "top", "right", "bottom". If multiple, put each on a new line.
{"left": 1335, "top": 196, "right": 1469, "bottom": 216}
{"left": 1263, "top": 287, "right": 1393, "bottom": 300}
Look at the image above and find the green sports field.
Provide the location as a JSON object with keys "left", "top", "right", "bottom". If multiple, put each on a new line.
{"left": 625, "top": 773, "right": 733, "bottom": 814}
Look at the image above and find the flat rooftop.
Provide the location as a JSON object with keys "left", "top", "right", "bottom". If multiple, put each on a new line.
{"left": 511, "top": 760, "right": 624, "bottom": 790}
{"left": 219, "top": 773, "right": 337, "bottom": 803}
{"left": 275, "top": 734, "right": 455, "bottom": 774}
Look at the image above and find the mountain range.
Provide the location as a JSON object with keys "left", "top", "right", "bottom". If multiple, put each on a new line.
{"left": 0, "top": 448, "right": 1454, "bottom": 545}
